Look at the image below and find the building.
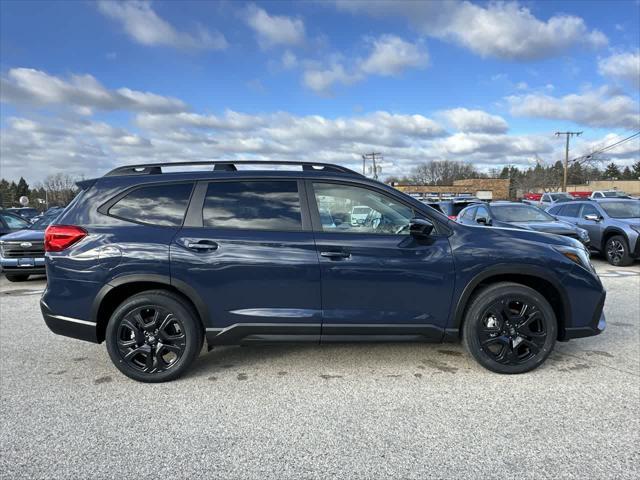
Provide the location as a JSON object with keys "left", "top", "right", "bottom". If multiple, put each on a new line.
{"left": 391, "top": 178, "right": 511, "bottom": 201}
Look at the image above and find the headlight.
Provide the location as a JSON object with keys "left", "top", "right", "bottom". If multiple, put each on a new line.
{"left": 554, "top": 245, "right": 595, "bottom": 273}
{"left": 577, "top": 228, "right": 590, "bottom": 241}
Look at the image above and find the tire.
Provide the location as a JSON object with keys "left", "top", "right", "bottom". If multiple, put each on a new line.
{"left": 5, "top": 274, "right": 30, "bottom": 282}
{"left": 105, "top": 290, "right": 203, "bottom": 383}
{"left": 462, "top": 282, "right": 557, "bottom": 374}
{"left": 605, "top": 235, "right": 633, "bottom": 267}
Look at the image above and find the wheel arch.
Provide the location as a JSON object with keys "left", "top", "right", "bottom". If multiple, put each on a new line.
{"left": 92, "top": 274, "right": 208, "bottom": 343}
{"left": 452, "top": 265, "right": 571, "bottom": 341}
{"left": 601, "top": 227, "right": 628, "bottom": 251}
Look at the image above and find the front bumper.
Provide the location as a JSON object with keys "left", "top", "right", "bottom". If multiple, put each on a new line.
{"left": 0, "top": 256, "right": 46, "bottom": 274}
{"left": 562, "top": 291, "right": 606, "bottom": 340}
{"left": 40, "top": 299, "right": 99, "bottom": 343}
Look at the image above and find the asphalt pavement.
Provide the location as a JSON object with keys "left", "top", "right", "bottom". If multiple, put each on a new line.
{"left": 0, "top": 259, "right": 639, "bottom": 479}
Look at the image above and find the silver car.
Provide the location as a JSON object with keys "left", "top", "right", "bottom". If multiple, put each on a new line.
{"left": 548, "top": 199, "right": 640, "bottom": 266}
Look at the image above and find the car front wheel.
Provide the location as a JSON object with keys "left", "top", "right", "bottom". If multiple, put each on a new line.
{"left": 462, "top": 282, "right": 557, "bottom": 374}
{"left": 605, "top": 235, "right": 633, "bottom": 267}
{"left": 105, "top": 290, "right": 203, "bottom": 383}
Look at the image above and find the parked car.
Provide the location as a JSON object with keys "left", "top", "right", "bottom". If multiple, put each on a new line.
{"left": 590, "top": 190, "right": 632, "bottom": 199}
{"left": 456, "top": 202, "right": 590, "bottom": 246}
{"left": 424, "top": 197, "right": 483, "bottom": 220}
{"left": 0, "top": 209, "right": 63, "bottom": 281}
{"left": 548, "top": 199, "right": 640, "bottom": 266}
{"left": 6, "top": 207, "right": 39, "bottom": 221}
{"left": 41, "top": 161, "right": 605, "bottom": 382}
{"left": 523, "top": 192, "right": 573, "bottom": 209}
{"left": 350, "top": 205, "right": 372, "bottom": 225}
{"left": 0, "top": 210, "right": 31, "bottom": 236}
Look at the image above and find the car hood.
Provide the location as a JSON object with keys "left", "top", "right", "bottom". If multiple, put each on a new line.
{"left": 610, "top": 217, "right": 640, "bottom": 228}
{"left": 457, "top": 222, "right": 583, "bottom": 249}
{"left": 0, "top": 228, "right": 45, "bottom": 242}
{"left": 495, "top": 220, "right": 579, "bottom": 235}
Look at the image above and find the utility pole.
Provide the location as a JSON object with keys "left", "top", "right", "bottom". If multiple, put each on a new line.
{"left": 362, "top": 152, "right": 382, "bottom": 180}
{"left": 555, "top": 131, "right": 582, "bottom": 191}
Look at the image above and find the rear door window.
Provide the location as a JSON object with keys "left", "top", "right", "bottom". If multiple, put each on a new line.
{"left": 202, "top": 181, "right": 302, "bottom": 231}
{"left": 109, "top": 183, "right": 194, "bottom": 226}
{"left": 581, "top": 204, "right": 600, "bottom": 218}
{"left": 560, "top": 203, "right": 581, "bottom": 218}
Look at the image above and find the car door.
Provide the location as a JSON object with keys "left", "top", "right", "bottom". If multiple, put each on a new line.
{"left": 307, "top": 181, "right": 455, "bottom": 341}
{"left": 171, "top": 179, "right": 321, "bottom": 344}
{"left": 578, "top": 203, "right": 604, "bottom": 247}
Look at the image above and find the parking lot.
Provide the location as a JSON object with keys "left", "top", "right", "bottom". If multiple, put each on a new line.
{"left": 0, "top": 258, "right": 638, "bottom": 479}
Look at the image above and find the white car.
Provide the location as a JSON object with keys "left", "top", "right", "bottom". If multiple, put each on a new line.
{"left": 350, "top": 205, "right": 372, "bottom": 226}
{"left": 590, "top": 190, "right": 632, "bottom": 199}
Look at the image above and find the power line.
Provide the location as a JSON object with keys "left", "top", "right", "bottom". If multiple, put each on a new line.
{"left": 572, "top": 131, "right": 640, "bottom": 163}
{"left": 362, "top": 152, "right": 382, "bottom": 179}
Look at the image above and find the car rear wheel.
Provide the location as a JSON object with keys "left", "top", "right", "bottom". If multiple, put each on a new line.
{"left": 4, "top": 273, "right": 30, "bottom": 282}
{"left": 105, "top": 290, "right": 203, "bottom": 383}
{"left": 462, "top": 282, "right": 557, "bottom": 374}
{"left": 605, "top": 235, "right": 633, "bottom": 267}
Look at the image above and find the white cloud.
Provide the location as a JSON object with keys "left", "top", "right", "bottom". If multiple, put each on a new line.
{"left": 302, "top": 35, "right": 426, "bottom": 94}
{"left": 360, "top": 35, "right": 428, "bottom": 75}
{"left": 507, "top": 86, "right": 640, "bottom": 130}
{"left": 598, "top": 51, "right": 640, "bottom": 89}
{"left": 97, "top": 0, "right": 227, "bottom": 50}
{"left": 333, "top": 0, "right": 607, "bottom": 60}
{"left": 282, "top": 50, "right": 298, "bottom": 69}
{"left": 245, "top": 4, "right": 305, "bottom": 48}
{"left": 302, "top": 64, "right": 362, "bottom": 94}
{"left": 439, "top": 108, "right": 509, "bottom": 133}
{"left": 0, "top": 68, "right": 188, "bottom": 113}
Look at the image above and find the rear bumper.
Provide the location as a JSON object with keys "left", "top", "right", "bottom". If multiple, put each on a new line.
{"left": 40, "top": 299, "right": 99, "bottom": 343}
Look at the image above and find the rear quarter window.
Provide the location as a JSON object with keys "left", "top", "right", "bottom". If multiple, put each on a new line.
{"left": 108, "top": 183, "right": 194, "bottom": 226}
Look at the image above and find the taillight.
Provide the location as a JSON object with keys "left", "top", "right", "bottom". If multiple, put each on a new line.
{"left": 448, "top": 215, "right": 457, "bottom": 220}
{"left": 44, "top": 225, "right": 87, "bottom": 252}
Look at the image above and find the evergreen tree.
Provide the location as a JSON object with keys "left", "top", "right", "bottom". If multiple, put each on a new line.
{"left": 621, "top": 166, "right": 633, "bottom": 180}
{"left": 603, "top": 162, "right": 621, "bottom": 179}
{"left": 632, "top": 161, "right": 640, "bottom": 179}
{"left": 16, "top": 177, "right": 29, "bottom": 198}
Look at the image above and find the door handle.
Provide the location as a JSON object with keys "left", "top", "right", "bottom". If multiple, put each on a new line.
{"left": 185, "top": 240, "right": 218, "bottom": 251}
{"left": 320, "top": 250, "right": 351, "bottom": 259}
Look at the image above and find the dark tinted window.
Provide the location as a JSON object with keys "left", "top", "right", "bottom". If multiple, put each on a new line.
{"left": 547, "top": 205, "right": 562, "bottom": 215}
{"left": 560, "top": 203, "right": 581, "bottom": 217}
{"left": 109, "top": 183, "right": 193, "bottom": 226}
{"left": 203, "top": 181, "right": 301, "bottom": 230}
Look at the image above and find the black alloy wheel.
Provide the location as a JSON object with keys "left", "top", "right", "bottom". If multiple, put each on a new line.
{"left": 477, "top": 299, "right": 547, "bottom": 365}
{"left": 463, "top": 282, "right": 557, "bottom": 374}
{"left": 116, "top": 306, "right": 186, "bottom": 374}
{"left": 106, "top": 290, "right": 203, "bottom": 383}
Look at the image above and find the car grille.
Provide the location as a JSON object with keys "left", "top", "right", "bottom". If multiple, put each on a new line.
{"left": 0, "top": 241, "right": 45, "bottom": 258}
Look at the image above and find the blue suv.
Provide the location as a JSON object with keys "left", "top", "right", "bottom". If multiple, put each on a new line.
{"left": 41, "top": 161, "right": 606, "bottom": 382}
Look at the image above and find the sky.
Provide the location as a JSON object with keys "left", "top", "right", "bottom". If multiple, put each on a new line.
{"left": 0, "top": 0, "right": 639, "bottom": 183}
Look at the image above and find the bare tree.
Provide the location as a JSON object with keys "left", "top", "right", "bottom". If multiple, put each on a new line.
{"left": 408, "top": 160, "right": 480, "bottom": 185}
{"left": 35, "top": 173, "right": 78, "bottom": 207}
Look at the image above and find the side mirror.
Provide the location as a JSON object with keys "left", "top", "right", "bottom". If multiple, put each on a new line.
{"left": 476, "top": 217, "right": 491, "bottom": 226}
{"left": 584, "top": 214, "right": 600, "bottom": 222}
{"left": 409, "top": 218, "right": 434, "bottom": 238}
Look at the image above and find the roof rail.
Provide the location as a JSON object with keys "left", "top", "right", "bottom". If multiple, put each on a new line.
{"left": 104, "top": 161, "right": 362, "bottom": 177}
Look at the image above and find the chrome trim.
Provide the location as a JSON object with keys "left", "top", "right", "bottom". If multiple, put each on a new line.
{"left": 51, "top": 315, "right": 96, "bottom": 327}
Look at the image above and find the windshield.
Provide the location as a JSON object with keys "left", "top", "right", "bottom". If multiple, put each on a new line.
{"left": 492, "top": 205, "right": 555, "bottom": 222}
{"left": 600, "top": 201, "right": 640, "bottom": 219}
